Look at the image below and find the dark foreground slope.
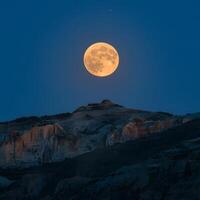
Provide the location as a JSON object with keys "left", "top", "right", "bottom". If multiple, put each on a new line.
{"left": 1, "top": 119, "right": 200, "bottom": 200}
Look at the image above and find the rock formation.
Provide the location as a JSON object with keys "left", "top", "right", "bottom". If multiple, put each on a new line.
{"left": 0, "top": 100, "right": 190, "bottom": 168}
{"left": 0, "top": 101, "right": 200, "bottom": 200}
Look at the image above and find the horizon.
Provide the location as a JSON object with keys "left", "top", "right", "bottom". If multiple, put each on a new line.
{"left": 1, "top": 99, "right": 199, "bottom": 123}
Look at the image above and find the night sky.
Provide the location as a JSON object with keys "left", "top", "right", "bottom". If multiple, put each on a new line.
{"left": 0, "top": 0, "right": 200, "bottom": 121}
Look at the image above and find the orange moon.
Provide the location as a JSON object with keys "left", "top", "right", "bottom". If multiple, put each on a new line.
{"left": 83, "top": 42, "right": 119, "bottom": 77}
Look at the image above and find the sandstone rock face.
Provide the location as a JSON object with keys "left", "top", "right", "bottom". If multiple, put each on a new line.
{"left": 0, "top": 124, "right": 79, "bottom": 167}
{"left": 1, "top": 119, "right": 200, "bottom": 200}
{"left": 122, "top": 118, "right": 179, "bottom": 140}
{"left": 106, "top": 118, "right": 182, "bottom": 145}
{"left": 0, "top": 100, "right": 183, "bottom": 167}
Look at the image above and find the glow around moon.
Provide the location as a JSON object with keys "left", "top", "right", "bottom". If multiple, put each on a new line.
{"left": 83, "top": 42, "right": 119, "bottom": 77}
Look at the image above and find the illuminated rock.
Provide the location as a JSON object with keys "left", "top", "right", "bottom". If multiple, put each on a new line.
{"left": 0, "top": 100, "right": 184, "bottom": 167}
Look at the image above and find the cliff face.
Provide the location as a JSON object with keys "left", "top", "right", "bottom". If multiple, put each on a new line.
{"left": 1, "top": 119, "right": 200, "bottom": 200}
{"left": 0, "top": 102, "right": 200, "bottom": 200}
{"left": 0, "top": 100, "right": 187, "bottom": 167}
{"left": 0, "top": 124, "right": 78, "bottom": 167}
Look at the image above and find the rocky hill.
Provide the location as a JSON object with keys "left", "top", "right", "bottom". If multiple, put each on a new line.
{"left": 0, "top": 100, "right": 186, "bottom": 168}
{"left": 0, "top": 100, "right": 200, "bottom": 200}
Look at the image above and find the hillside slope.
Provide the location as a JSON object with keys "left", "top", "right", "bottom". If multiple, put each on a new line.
{"left": 0, "top": 100, "right": 184, "bottom": 168}
{"left": 0, "top": 101, "right": 200, "bottom": 200}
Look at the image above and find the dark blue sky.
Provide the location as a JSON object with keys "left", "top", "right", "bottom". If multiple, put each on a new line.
{"left": 0, "top": 0, "right": 200, "bottom": 121}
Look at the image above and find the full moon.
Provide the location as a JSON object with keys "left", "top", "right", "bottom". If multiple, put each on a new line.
{"left": 83, "top": 42, "right": 119, "bottom": 77}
